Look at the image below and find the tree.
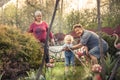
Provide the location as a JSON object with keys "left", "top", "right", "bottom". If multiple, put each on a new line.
{"left": 102, "top": 0, "right": 120, "bottom": 27}
{"left": 64, "top": 9, "right": 98, "bottom": 33}
{"left": 3, "top": 4, "right": 17, "bottom": 26}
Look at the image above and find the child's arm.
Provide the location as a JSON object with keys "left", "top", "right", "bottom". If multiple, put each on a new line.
{"left": 61, "top": 44, "right": 66, "bottom": 51}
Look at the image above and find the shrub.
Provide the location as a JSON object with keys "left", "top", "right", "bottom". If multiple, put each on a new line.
{"left": 0, "top": 25, "right": 43, "bottom": 79}
{"left": 101, "top": 32, "right": 119, "bottom": 56}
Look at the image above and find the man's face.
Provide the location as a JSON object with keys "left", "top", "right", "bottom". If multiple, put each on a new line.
{"left": 74, "top": 27, "right": 83, "bottom": 36}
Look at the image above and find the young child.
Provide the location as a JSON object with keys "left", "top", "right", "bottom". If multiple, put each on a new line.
{"left": 62, "top": 35, "right": 75, "bottom": 73}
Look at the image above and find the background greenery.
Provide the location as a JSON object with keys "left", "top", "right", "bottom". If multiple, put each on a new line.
{"left": 0, "top": 0, "right": 120, "bottom": 80}
{"left": 0, "top": 0, "right": 120, "bottom": 33}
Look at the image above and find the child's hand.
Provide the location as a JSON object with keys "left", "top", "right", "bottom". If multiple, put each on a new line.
{"left": 62, "top": 47, "right": 70, "bottom": 51}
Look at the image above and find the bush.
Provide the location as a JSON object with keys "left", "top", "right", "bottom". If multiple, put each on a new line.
{"left": 0, "top": 25, "right": 43, "bottom": 79}
{"left": 101, "top": 32, "right": 119, "bottom": 56}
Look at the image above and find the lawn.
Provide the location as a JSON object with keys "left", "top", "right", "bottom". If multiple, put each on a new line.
{"left": 45, "top": 62, "right": 89, "bottom": 80}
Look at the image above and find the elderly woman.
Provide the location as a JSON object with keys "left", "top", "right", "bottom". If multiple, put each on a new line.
{"left": 28, "top": 10, "right": 55, "bottom": 67}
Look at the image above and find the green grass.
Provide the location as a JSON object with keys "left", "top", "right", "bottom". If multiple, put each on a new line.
{"left": 19, "top": 62, "right": 92, "bottom": 80}
{"left": 45, "top": 62, "right": 89, "bottom": 80}
{"left": 45, "top": 62, "right": 65, "bottom": 80}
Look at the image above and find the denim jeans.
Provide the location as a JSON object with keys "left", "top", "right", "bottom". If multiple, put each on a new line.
{"left": 64, "top": 51, "right": 75, "bottom": 66}
{"left": 89, "top": 43, "right": 109, "bottom": 59}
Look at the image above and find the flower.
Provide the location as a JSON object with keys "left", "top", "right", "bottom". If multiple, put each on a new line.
{"left": 91, "top": 64, "right": 102, "bottom": 73}
{"left": 50, "top": 58, "right": 54, "bottom": 63}
{"left": 46, "top": 63, "right": 55, "bottom": 68}
{"left": 77, "top": 52, "right": 83, "bottom": 57}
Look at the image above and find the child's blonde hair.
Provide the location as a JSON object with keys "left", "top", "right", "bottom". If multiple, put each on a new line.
{"left": 64, "top": 35, "right": 74, "bottom": 43}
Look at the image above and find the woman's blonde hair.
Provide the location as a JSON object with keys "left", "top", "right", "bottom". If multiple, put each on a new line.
{"left": 64, "top": 35, "right": 74, "bottom": 43}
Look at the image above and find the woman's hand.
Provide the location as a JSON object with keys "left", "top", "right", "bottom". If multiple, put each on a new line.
{"left": 51, "top": 39, "right": 55, "bottom": 46}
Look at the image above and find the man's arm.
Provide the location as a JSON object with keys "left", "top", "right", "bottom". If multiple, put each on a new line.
{"left": 62, "top": 43, "right": 83, "bottom": 51}
{"left": 71, "top": 43, "right": 83, "bottom": 50}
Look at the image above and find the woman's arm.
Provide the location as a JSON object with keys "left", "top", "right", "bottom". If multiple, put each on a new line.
{"left": 28, "top": 23, "right": 34, "bottom": 33}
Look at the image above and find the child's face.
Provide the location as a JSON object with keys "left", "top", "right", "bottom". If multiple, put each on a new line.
{"left": 66, "top": 39, "right": 71, "bottom": 44}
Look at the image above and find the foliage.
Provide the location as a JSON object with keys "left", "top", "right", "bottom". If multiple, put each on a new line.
{"left": 64, "top": 0, "right": 120, "bottom": 32}
{"left": 101, "top": 32, "right": 120, "bottom": 79}
{"left": 101, "top": 32, "right": 119, "bottom": 56}
{"left": 65, "top": 9, "right": 98, "bottom": 32}
{"left": 21, "top": 0, "right": 57, "bottom": 31}
{"left": 103, "top": 53, "right": 116, "bottom": 79}
{"left": 21, "top": 62, "right": 85, "bottom": 80}
{"left": 0, "top": 72, "right": 4, "bottom": 80}
{"left": 19, "top": 69, "right": 45, "bottom": 80}
{"left": 101, "top": 0, "right": 120, "bottom": 27}
{"left": 1, "top": 4, "right": 17, "bottom": 25}
{"left": 21, "top": 55, "right": 120, "bottom": 80}
{"left": 0, "top": 25, "right": 43, "bottom": 79}
{"left": 102, "top": 53, "right": 120, "bottom": 80}
{"left": 1, "top": 0, "right": 120, "bottom": 34}
{"left": 0, "top": 0, "right": 57, "bottom": 32}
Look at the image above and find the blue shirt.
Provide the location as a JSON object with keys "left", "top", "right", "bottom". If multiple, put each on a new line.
{"left": 80, "top": 30, "right": 108, "bottom": 50}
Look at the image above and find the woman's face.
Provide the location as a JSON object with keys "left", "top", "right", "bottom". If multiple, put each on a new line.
{"left": 74, "top": 27, "right": 83, "bottom": 36}
{"left": 35, "top": 14, "right": 42, "bottom": 22}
